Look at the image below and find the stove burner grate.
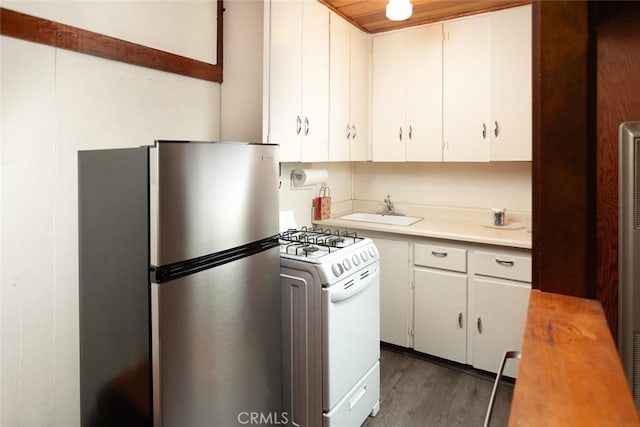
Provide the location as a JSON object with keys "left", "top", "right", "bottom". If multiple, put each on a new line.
{"left": 300, "top": 245, "right": 319, "bottom": 255}
{"left": 279, "top": 226, "right": 362, "bottom": 257}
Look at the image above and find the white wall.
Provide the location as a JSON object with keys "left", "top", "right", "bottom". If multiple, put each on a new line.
{"left": 279, "top": 162, "right": 353, "bottom": 228}
{"left": 221, "top": 0, "right": 264, "bottom": 142}
{"left": 278, "top": 160, "right": 531, "bottom": 229}
{"left": 354, "top": 162, "right": 532, "bottom": 212}
{"left": 277, "top": 161, "right": 532, "bottom": 229}
{"left": 2, "top": 0, "right": 218, "bottom": 64}
{"left": 1, "top": 6, "right": 221, "bottom": 426}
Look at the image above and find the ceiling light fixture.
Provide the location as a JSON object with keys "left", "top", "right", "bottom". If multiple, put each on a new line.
{"left": 386, "top": 0, "right": 413, "bottom": 21}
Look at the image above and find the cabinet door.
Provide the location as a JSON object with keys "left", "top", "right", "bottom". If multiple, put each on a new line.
{"left": 414, "top": 268, "right": 467, "bottom": 363}
{"left": 371, "top": 237, "right": 411, "bottom": 347}
{"left": 406, "top": 24, "right": 443, "bottom": 161}
{"left": 470, "top": 276, "right": 530, "bottom": 377}
{"left": 372, "top": 32, "right": 406, "bottom": 161}
{"left": 301, "top": 0, "right": 329, "bottom": 162}
{"left": 329, "top": 12, "right": 351, "bottom": 162}
{"left": 490, "top": 5, "right": 532, "bottom": 161}
{"left": 349, "top": 26, "right": 370, "bottom": 161}
{"left": 443, "top": 15, "right": 490, "bottom": 161}
{"left": 268, "top": 0, "right": 303, "bottom": 162}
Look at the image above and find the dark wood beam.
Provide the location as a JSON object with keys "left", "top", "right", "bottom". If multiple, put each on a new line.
{"left": 0, "top": 5, "right": 223, "bottom": 83}
{"left": 532, "top": 1, "right": 596, "bottom": 298}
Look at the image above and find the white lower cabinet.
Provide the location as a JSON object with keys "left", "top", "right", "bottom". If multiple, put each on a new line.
{"left": 369, "top": 233, "right": 531, "bottom": 377}
{"left": 413, "top": 242, "right": 468, "bottom": 363}
{"left": 371, "top": 237, "right": 411, "bottom": 347}
{"left": 469, "top": 276, "right": 530, "bottom": 378}
{"left": 414, "top": 268, "right": 467, "bottom": 364}
{"left": 469, "top": 248, "right": 531, "bottom": 378}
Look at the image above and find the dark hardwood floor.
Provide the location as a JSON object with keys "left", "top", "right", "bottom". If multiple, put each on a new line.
{"left": 363, "top": 346, "right": 513, "bottom": 427}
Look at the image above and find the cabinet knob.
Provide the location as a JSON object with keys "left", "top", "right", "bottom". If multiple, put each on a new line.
{"left": 495, "top": 258, "right": 515, "bottom": 267}
{"left": 346, "top": 123, "right": 351, "bottom": 140}
{"left": 352, "top": 124, "right": 357, "bottom": 140}
{"left": 494, "top": 120, "right": 499, "bottom": 138}
{"left": 458, "top": 312, "right": 463, "bottom": 328}
{"left": 477, "top": 317, "right": 483, "bottom": 334}
{"left": 482, "top": 123, "right": 487, "bottom": 139}
{"left": 409, "top": 125, "right": 413, "bottom": 140}
{"left": 296, "top": 115, "right": 302, "bottom": 135}
{"left": 304, "top": 117, "right": 309, "bottom": 136}
{"left": 399, "top": 127, "right": 403, "bottom": 141}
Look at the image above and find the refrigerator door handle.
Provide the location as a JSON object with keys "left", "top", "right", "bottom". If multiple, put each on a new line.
{"left": 150, "top": 236, "right": 280, "bottom": 283}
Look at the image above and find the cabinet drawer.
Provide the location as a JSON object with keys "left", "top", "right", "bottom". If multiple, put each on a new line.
{"left": 414, "top": 243, "right": 467, "bottom": 273}
{"left": 472, "top": 251, "right": 531, "bottom": 282}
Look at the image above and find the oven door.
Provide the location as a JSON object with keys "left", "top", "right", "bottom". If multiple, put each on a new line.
{"left": 322, "top": 264, "right": 380, "bottom": 412}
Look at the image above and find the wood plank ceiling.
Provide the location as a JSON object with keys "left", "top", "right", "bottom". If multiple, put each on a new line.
{"left": 319, "top": 0, "right": 531, "bottom": 33}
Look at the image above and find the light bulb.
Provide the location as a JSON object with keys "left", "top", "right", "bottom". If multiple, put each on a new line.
{"left": 386, "top": 0, "right": 413, "bottom": 21}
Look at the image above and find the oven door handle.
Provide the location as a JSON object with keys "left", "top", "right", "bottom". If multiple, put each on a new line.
{"left": 330, "top": 269, "right": 379, "bottom": 303}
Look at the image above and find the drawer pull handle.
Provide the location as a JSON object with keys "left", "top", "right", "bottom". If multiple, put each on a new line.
{"left": 349, "top": 384, "right": 367, "bottom": 410}
{"left": 495, "top": 259, "right": 515, "bottom": 267}
{"left": 431, "top": 251, "right": 448, "bottom": 257}
{"left": 477, "top": 317, "right": 483, "bottom": 334}
{"left": 458, "top": 312, "right": 463, "bottom": 328}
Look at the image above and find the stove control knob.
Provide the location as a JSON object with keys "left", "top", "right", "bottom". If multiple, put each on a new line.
{"left": 361, "top": 251, "right": 369, "bottom": 262}
{"left": 342, "top": 259, "right": 352, "bottom": 271}
{"left": 332, "top": 263, "right": 344, "bottom": 277}
{"left": 352, "top": 254, "right": 361, "bottom": 266}
{"left": 368, "top": 247, "right": 377, "bottom": 258}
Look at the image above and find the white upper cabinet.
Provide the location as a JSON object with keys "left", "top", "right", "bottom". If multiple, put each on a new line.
{"left": 443, "top": 14, "right": 491, "bottom": 162}
{"left": 349, "top": 24, "right": 370, "bottom": 161}
{"left": 266, "top": 0, "right": 329, "bottom": 162}
{"left": 406, "top": 26, "right": 443, "bottom": 161}
{"left": 267, "top": 3, "right": 530, "bottom": 163}
{"left": 443, "top": 6, "right": 531, "bottom": 162}
{"left": 372, "top": 24, "right": 443, "bottom": 162}
{"left": 301, "top": 2, "right": 330, "bottom": 162}
{"left": 372, "top": 31, "right": 406, "bottom": 162}
{"left": 329, "top": 12, "right": 370, "bottom": 162}
{"left": 489, "top": 5, "right": 532, "bottom": 161}
{"left": 329, "top": 13, "right": 350, "bottom": 161}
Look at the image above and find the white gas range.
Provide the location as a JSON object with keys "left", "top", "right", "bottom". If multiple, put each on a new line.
{"left": 280, "top": 227, "right": 380, "bottom": 427}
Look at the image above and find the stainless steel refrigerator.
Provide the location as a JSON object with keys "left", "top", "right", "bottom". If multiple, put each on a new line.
{"left": 78, "top": 141, "right": 281, "bottom": 427}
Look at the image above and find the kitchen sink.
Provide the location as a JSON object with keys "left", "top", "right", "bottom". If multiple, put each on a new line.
{"left": 338, "top": 212, "right": 423, "bottom": 226}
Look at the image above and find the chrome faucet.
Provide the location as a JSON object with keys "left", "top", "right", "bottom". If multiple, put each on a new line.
{"left": 383, "top": 195, "right": 394, "bottom": 213}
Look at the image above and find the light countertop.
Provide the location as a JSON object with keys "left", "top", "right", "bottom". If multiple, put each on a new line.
{"left": 312, "top": 200, "right": 532, "bottom": 249}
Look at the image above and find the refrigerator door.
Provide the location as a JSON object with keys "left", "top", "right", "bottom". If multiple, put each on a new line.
{"left": 151, "top": 246, "right": 282, "bottom": 427}
{"left": 150, "top": 141, "right": 279, "bottom": 266}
